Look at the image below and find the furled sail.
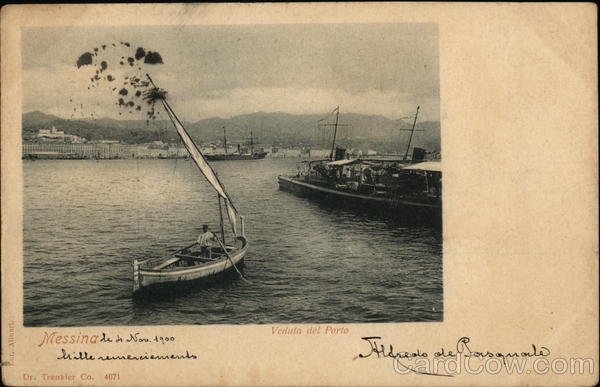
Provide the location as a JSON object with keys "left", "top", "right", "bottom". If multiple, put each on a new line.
{"left": 157, "top": 93, "right": 238, "bottom": 235}
{"left": 225, "top": 200, "right": 237, "bottom": 236}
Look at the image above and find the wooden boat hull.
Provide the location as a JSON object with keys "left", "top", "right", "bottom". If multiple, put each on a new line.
{"left": 133, "top": 236, "right": 248, "bottom": 294}
{"left": 277, "top": 175, "right": 441, "bottom": 226}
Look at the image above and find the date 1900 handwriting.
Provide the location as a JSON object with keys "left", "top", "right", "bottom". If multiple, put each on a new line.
{"left": 356, "top": 336, "right": 550, "bottom": 377}
{"left": 35, "top": 331, "right": 194, "bottom": 362}
{"left": 38, "top": 331, "right": 174, "bottom": 347}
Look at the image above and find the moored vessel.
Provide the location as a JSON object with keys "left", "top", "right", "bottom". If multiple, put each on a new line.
{"left": 204, "top": 127, "right": 268, "bottom": 161}
{"left": 277, "top": 106, "right": 441, "bottom": 226}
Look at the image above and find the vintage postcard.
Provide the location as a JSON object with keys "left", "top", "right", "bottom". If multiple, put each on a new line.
{"left": 1, "top": 3, "right": 597, "bottom": 385}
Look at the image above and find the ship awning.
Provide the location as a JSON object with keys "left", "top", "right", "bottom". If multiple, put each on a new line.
{"left": 300, "top": 159, "right": 329, "bottom": 164}
{"left": 403, "top": 161, "right": 442, "bottom": 172}
{"left": 325, "top": 159, "right": 363, "bottom": 166}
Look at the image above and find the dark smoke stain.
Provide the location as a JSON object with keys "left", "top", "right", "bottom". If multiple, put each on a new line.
{"left": 135, "top": 47, "right": 146, "bottom": 60}
{"left": 76, "top": 52, "right": 93, "bottom": 68}
{"left": 144, "top": 51, "right": 163, "bottom": 64}
{"left": 76, "top": 42, "right": 165, "bottom": 121}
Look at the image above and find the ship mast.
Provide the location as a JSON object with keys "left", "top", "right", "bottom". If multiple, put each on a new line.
{"left": 403, "top": 106, "right": 420, "bottom": 161}
{"left": 319, "top": 106, "right": 350, "bottom": 160}
{"left": 223, "top": 126, "right": 228, "bottom": 154}
{"left": 329, "top": 106, "right": 340, "bottom": 160}
{"left": 250, "top": 130, "right": 254, "bottom": 155}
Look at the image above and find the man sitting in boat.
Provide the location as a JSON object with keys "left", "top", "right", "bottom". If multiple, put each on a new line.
{"left": 197, "top": 225, "right": 216, "bottom": 258}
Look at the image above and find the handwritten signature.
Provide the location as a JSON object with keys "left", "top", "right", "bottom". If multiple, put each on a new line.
{"left": 355, "top": 336, "right": 551, "bottom": 377}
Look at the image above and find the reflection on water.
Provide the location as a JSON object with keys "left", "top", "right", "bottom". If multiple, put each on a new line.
{"left": 23, "top": 158, "right": 442, "bottom": 326}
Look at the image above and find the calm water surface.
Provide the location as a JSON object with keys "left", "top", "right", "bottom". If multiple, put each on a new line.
{"left": 23, "top": 158, "right": 442, "bottom": 326}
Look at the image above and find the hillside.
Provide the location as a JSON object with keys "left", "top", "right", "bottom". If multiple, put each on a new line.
{"left": 22, "top": 110, "right": 441, "bottom": 152}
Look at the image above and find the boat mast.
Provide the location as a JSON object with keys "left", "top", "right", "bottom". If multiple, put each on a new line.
{"left": 250, "top": 130, "right": 254, "bottom": 155}
{"left": 403, "top": 105, "right": 420, "bottom": 161}
{"left": 329, "top": 106, "right": 340, "bottom": 160}
{"left": 223, "top": 126, "right": 228, "bottom": 154}
{"left": 218, "top": 195, "right": 226, "bottom": 244}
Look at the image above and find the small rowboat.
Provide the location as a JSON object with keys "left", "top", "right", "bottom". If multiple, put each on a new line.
{"left": 133, "top": 236, "right": 248, "bottom": 293}
{"left": 132, "top": 75, "right": 248, "bottom": 294}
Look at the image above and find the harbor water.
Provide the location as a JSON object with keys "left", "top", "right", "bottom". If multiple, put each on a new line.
{"left": 23, "top": 158, "right": 442, "bottom": 326}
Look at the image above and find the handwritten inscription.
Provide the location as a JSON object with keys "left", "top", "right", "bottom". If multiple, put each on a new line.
{"left": 57, "top": 348, "right": 197, "bottom": 361}
{"left": 356, "top": 336, "right": 551, "bottom": 377}
{"left": 34, "top": 331, "right": 195, "bottom": 363}
{"left": 38, "top": 331, "right": 176, "bottom": 347}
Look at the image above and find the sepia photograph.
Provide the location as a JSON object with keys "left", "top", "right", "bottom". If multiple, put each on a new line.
{"left": 22, "top": 23, "right": 442, "bottom": 326}
{"left": 4, "top": 4, "right": 596, "bottom": 386}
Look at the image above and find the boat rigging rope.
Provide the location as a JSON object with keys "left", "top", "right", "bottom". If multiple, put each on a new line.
{"left": 154, "top": 156, "right": 179, "bottom": 243}
{"left": 136, "top": 158, "right": 140, "bottom": 235}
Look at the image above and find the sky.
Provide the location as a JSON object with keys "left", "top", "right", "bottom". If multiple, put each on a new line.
{"left": 22, "top": 24, "right": 439, "bottom": 122}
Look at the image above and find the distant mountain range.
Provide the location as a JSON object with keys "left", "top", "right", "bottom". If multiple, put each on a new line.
{"left": 22, "top": 110, "right": 441, "bottom": 152}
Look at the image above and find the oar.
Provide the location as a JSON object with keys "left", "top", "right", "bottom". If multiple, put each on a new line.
{"left": 175, "top": 241, "right": 198, "bottom": 254}
{"left": 168, "top": 241, "right": 198, "bottom": 265}
{"left": 141, "top": 241, "right": 198, "bottom": 266}
{"left": 214, "top": 237, "right": 249, "bottom": 283}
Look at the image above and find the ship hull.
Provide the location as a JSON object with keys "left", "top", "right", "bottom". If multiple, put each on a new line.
{"left": 205, "top": 152, "right": 267, "bottom": 161}
{"left": 277, "top": 176, "right": 441, "bottom": 226}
